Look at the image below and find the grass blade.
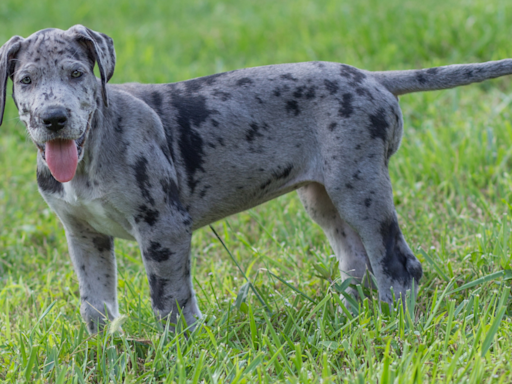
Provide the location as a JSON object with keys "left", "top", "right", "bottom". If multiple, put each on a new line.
{"left": 481, "top": 286, "right": 510, "bottom": 357}
{"left": 419, "top": 248, "right": 450, "bottom": 282}
{"left": 266, "top": 270, "right": 315, "bottom": 303}
{"left": 210, "top": 225, "right": 271, "bottom": 313}
{"left": 449, "top": 271, "right": 505, "bottom": 294}
{"left": 480, "top": 307, "right": 506, "bottom": 357}
{"left": 23, "top": 344, "right": 39, "bottom": 382}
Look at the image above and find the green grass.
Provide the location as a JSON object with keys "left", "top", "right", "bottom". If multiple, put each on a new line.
{"left": 1, "top": 0, "right": 512, "bottom": 382}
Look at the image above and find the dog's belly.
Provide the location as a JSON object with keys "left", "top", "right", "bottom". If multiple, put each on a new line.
{"left": 189, "top": 162, "right": 322, "bottom": 230}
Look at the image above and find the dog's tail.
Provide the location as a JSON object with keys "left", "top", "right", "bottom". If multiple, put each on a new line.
{"left": 373, "top": 59, "right": 512, "bottom": 96}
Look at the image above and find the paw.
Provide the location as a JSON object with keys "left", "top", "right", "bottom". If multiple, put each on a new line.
{"left": 81, "top": 300, "right": 118, "bottom": 334}
{"left": 153, "top": 295, "right": 202, "bottom": 332}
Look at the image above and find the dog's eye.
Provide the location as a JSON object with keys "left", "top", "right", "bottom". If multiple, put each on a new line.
{"left": 20, "top": 76, "right": 31, "bottom": 85}
{"left": 71, "top": 70, "right": 83, "bottom": 78}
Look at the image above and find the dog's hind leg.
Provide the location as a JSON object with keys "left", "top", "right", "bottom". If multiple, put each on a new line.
{"left": 297, "top": 182, "right": 372, "bottom": 287}
{"left": 322, "top": 160, "right": 422, "bottom": 304}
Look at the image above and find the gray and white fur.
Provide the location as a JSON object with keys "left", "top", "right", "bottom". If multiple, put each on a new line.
{"left": 1, "top": 26, "right": 511, "bottom": 333}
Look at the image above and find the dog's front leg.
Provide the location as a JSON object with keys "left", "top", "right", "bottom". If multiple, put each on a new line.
{"left": 62, "top": 221, "right": 119, "bottom": 334}
{"left": 136, "top": 218, "right": 202, "bottom": 331}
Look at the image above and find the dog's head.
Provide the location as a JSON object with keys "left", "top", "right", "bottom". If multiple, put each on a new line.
{"left": 0, "top": 25, "right": 115, "bottom": 182}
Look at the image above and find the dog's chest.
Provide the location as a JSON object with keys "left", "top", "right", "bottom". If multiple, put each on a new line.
{"left": 58, "top": 182, "right": 135, "bottom": 240}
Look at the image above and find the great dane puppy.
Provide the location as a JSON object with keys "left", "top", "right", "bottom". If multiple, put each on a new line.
{"left": 1, "top": 25, "right": 511, "bottom": 333}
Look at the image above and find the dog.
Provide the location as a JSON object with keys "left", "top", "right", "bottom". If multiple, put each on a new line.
{"left": 1, "top": 25, "right": 511, "bottom": 333}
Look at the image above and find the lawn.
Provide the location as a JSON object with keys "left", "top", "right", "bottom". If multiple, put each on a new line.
{"left": 1, "top": 0, "right": 512, "bottom": 382}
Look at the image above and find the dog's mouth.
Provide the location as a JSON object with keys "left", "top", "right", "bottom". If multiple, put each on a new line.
{"left": 36, "top": 119, "right": 92, "bottom": 183}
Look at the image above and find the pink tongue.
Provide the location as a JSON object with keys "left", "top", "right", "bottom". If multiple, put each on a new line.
{"left": 45, "top": 139, "right": 78, "bottom": 183}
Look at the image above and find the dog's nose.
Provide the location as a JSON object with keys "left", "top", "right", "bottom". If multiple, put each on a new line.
{"left": 42, "top": 108, "right": 69, "bottom": 132}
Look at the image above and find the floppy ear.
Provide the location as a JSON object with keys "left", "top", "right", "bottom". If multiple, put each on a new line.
{"left": 0, "top": 35, "right": 23, "bottom": 127}
{"left": 67, "top": 25, "right": 116, "bottom": 107}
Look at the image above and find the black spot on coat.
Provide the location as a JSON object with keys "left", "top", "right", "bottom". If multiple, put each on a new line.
{"left": 93, "top": 237, "right": 112, "bottom": 252}
{"left": 305, "top": 86, "right": 316, "bottom": 99}
{"left": 212, "top": 90, "right": 232, "bottom": 101}
{"left": 324, "top": 79, "right": 339, "bottom": 95}
{"left": 236, "top": 77, "right": 254, "bottom": 87}
{"left": 416, "top": 72, "right": 427, "bottom": 84}
{"left": 160, "top": 178, "right": 181, "bottom": 208}
{"left": 464, "top": 69, "right": 474, "bottom": 78}
{"left": 260, "top": 179, "right": 272, "bottom": 190}
{"left": 37, "top": 169, "right": 63, "bottom": 195}
{"left": 272, "top": 164, "right": 293, "bottom": 180}
{"left": 148, "top": 273, "right": 170, "bottom": 311}
{"left": 355, "top": 87, "right": 374, "bottom": 100}
{"left": 281, "top": 73, "right": 298, "bottom": 81}
{"left": 199, "top": 185, "right": 211, "bottom": 198}
{"left": 178, "top": 297, "right": 189, "bottom": 309}
{"left": 170, "top": 90, "right": 214, "bottom": 193}
{"left": 133, "top": 157, "right": 155, "bottom": 205}
{"left": 260, "top": 164, "right": 293, "bottom": 190}
{"left": 135, "top": 204, "right": 159, "bottom": 226}
{"left": 380, "top": 218, "right": 422, "bottom": 285}
{"left": 145, "top": 241, "right": 174, "bottom": 262}
{"left": 150, "top": 91, "right": 163, "bottom": 113}
{"left": 338, "top": 93, "right": 354, "bottom": 118}
{"left": 286, "top": 100, "right": 300, "bottom": 116}
{"left": 368, "top": 108, "right": 389, "bottom": 141}
{"left": 293, "top": 86, "right": 305, "bottom": 98}
{"left": 340, "top": 64, "right": 366, "bottom": 84}
{"left": 246, "top": 123, "right": 264, "bottom": 142}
